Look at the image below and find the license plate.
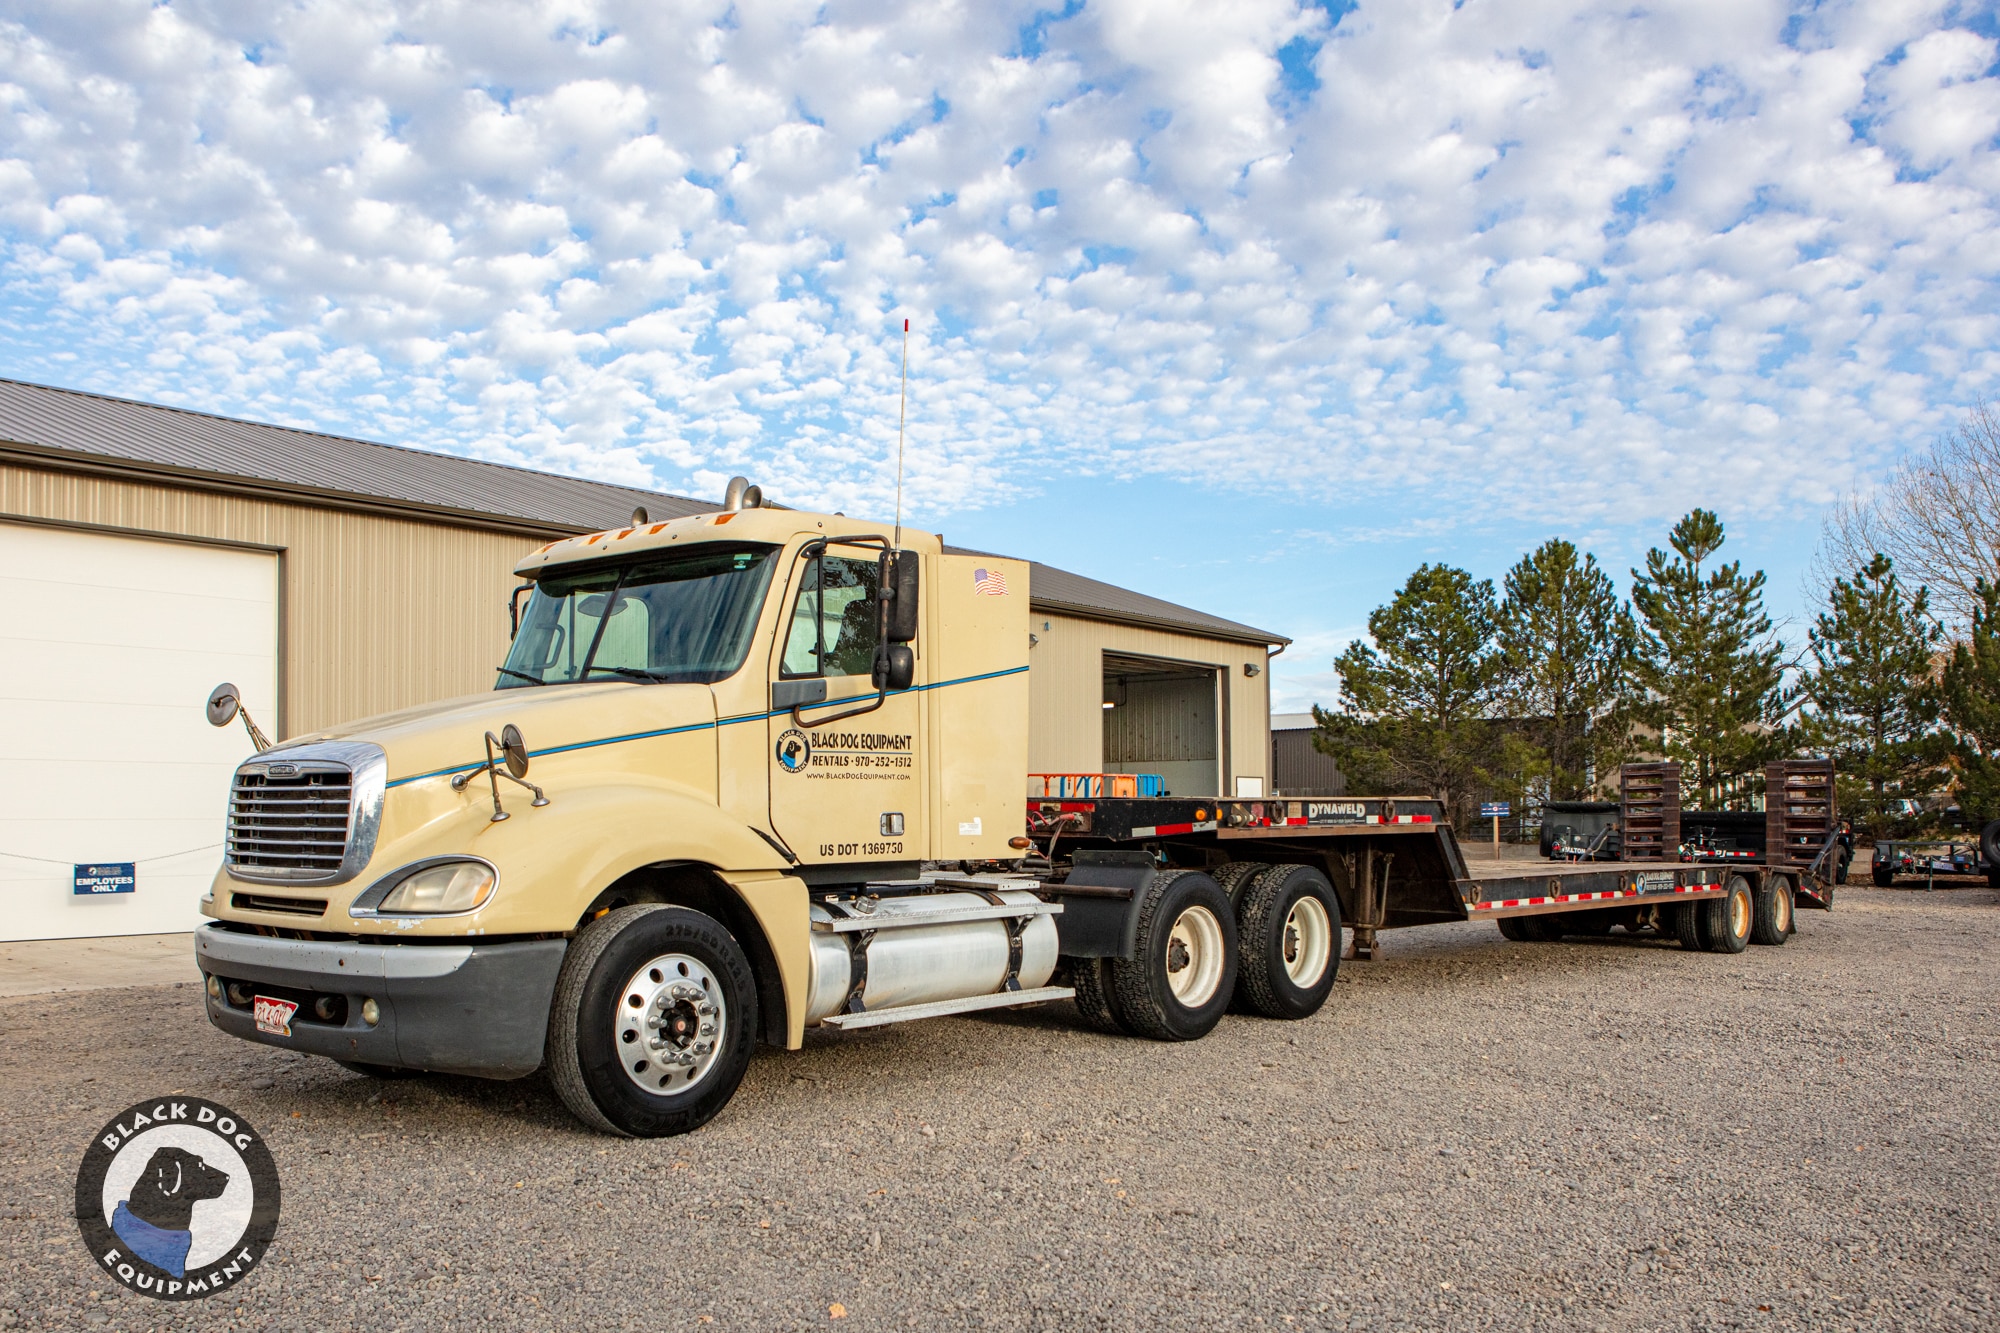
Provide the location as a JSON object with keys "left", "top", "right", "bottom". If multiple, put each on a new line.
{"left": 253, "top": 995, "right": 299, "bottom": 1037}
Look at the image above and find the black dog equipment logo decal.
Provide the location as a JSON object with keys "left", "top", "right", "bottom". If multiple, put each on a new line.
{"left": 74, "top": 1096, "right": 280, "bottom": 1300}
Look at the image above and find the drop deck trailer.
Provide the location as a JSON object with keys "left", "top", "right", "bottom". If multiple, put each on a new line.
{"left": 1028, "top": 785, "right": 1835, "bottom": 975}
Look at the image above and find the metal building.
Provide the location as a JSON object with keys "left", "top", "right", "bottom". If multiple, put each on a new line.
{"left": 0, "top": 378, "right": 1285, "bottom": 941}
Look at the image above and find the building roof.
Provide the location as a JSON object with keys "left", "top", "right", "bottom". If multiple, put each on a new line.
{"left": 1272, "top": 712, "right": 1319, "bottom": 731}
{"left": 0, "top": 377, "right": 708, "bottom": 535}
{"left": 0, "top": 375, "right": 1287, "bottom": 647}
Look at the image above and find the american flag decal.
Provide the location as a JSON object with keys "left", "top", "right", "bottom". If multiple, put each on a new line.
{"left": 973, "top": 567, "right": 1009, "bottom": 596}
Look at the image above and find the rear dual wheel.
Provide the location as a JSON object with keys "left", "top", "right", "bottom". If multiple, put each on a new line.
{"left": 1750, "top": 876, "right": 1793, "bottom": 946}
{"left": 1075, "top": 871, "right": 1239, "bottom": 1041}
{"left": 1698, "top": 876, "right": 1754, "bottom": 954}
{"left": 1233, "top": 865, "right": 1340, "bottom": 1020}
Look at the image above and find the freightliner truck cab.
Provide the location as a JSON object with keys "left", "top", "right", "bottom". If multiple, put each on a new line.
{"left": 196, "top": 488, "right": 1069, "bottom": 1135}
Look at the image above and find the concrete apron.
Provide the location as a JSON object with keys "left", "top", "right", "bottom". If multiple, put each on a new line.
{"left": 0, "top": 932, "right": 199, "bottom": 997}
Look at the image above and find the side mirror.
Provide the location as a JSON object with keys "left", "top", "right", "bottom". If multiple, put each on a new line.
{"left": 499, "top": 723, "right": 530, "bottom": 779}
{"left": 881, "top": 549, "right": 920, "bottom": 643}
{"left": 873, "top": 643, "right": 916, "bottom": 691}
{"left": 206, "top": 683, "right": 240, "bottom": 728}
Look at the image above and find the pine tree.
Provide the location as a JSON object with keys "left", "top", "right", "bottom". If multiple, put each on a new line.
{"left": 1801, "top": 553, "right": 1944, "bottom": 831}
{"left": 1938, "top": 579, "right": 2000, "bottom": 827}
{"left": 1629, "top": 509, "right": 1792, "bottom": 809}
{"left": 1496, "top": 539, "right": 1636, "bottom": 801}
{"left": 1315, "top": 563, "right": 1502, "bottom": 824}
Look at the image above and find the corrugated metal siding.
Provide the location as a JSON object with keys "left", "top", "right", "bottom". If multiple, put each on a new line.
{"left": 1272, "top": 728, "right": 1346, "bottom": 797}
{"left": 1027, "top": 611, "right": 1270, "bottom": 791}
{"left": 2, "top": 462, "right": 540, "bottom": 735}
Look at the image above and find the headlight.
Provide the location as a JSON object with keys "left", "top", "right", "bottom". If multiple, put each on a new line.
{"left": 350, "top": 859, "right": 498, "bottom": 917}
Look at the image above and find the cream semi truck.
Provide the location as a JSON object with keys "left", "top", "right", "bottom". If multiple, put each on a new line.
{"left": 195, "top": 484, "right": 1829, "bottom": 1137}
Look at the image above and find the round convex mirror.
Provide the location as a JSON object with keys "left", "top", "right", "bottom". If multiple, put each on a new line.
{"left": 206, "top": 683, "right": 241, "bottom": 728}
{"left": 500, "top": 723, "right": 530, "bottom": 779}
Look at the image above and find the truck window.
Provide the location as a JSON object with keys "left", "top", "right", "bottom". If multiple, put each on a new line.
{"left": 780, "top": 555, "right": 880, "bottom": 679}
{"left": 498, "top": 544, "right": 778, "bottom": 688}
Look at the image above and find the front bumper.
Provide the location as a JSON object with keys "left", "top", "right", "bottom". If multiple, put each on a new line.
{"left": 195, "top": 924, "right": 567, "bottom": 1079}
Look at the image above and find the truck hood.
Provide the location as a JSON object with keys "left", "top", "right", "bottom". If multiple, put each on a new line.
{"left": 272, "top": 681, "right": 716, "bottom": 785}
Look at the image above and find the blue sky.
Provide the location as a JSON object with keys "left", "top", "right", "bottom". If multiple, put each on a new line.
{"left": 3, "top": 0, "right": 1998, "bottom": 711}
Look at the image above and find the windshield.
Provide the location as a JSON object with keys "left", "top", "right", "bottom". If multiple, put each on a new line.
{"left": 499, "top": 544, "right": 778, "bottom": 688}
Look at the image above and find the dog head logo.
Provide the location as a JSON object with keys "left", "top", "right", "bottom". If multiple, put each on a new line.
{"left": 776, "top": 727, "right": 812, "bottom": 774}
{"left": 75, "top": 1098, "right": 281, "bottom": 1301}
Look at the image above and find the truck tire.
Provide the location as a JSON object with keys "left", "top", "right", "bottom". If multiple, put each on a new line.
{"left": 1496, "top": 915, "right": 1532, "bottom": 941}
{"left": 1982, "top": 820, "right": 2000, "bottom": 881}
{"left": 1209, "top": 861, "right": 1268, "bottom": 908}
{"left": 1496, "top": 914, "right": 1557, "bottom": 942}
{"left": 546, "top": 904, "right": 757, "bottom": 1138}
{"left": 1750, "top": 876, "right": 1792, "bottom": 946}
{"left": 1700, "top": 876, "right": 1754, "bottom": 954}
{"left": 1110, "top": 870, "right": 1237, "bottom": 1041}
{"left": 1068, "top": 957, "right": 1128, "bottom": 1035}
{"left": 1872, "top": 863, "right": 1895, "bottom": 888}
{"left": 1233, "top": 865, "right": 1340, "bottom": 1020}
{"left": 1670, "top": 901, "right": 1703, "bottom": 951}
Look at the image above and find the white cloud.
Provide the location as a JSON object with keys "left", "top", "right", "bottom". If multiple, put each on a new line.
{"left": 0, "top": 0, "right": 1996, "bottom": 531}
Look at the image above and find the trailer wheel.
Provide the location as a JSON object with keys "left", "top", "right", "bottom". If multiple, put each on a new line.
{"left": 1234, "top": 865, "right": 1340, "bottom": 1020}
{"left": 1871, "top": 863, "right": 1895, "bottom": 888}
{"left": 1068, "top": 957, "right": 1129, "bottom": 1035}
{"left": 1497, "top": 914, "right": 1558, "bottom": 942}
{"left": 1671, "top": 901, "right": 1704, "bottom": 951}
{"left": 547, "top": 904, "right": 757, "bottom": 1138}
{"left": 1700, "top": 876, "right": 1754, "bottom": 954}
{"left": 1981, "top": 819, "right": 2000, "bottom": 875}
{"left": 1495, "top": 915, "right": 1533, "bottom": 942}
{"left": 1750, "top": 877, "right": 1793, "bottom": 946}
{"left": 1110, "top": 870, "right": 1238, "bottom": 1041}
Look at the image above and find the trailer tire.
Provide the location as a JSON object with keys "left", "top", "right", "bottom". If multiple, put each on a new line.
{"left": 1872, "top": 863, "right": 1895, "bottom": 888}
{"left": 1700, "top": 876, "right": 1754, "bottom": 954}
{"left": 1234, "top": 865, "right": 1340, "bottom": 1020}
{"left": 1068, "top": 957, "right": 1129, "bottom": 1035}
{"left": 1495, "top": 915, "right": 1533, "bottom": 942}
{"left": 546, "top": 904, "right": 757, "bottom": 1138}
{"left": 1750, "top": 876, "right": 1792, "bottom": 946}
{"left": 1671, "top": 901, "right": 1704, "bottom": 951}
{"left": 1110, "top": 870, "right": 1238, "bottom": 1041}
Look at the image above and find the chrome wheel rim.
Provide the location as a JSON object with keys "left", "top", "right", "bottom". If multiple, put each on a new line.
{"left": 1282, "top": 894, "right": 1333, "bottom": 986}
{"left": 1165, "top": 905, "right": 1225, "bottom": 1007}
{"left": 615, "top": 953, "right": 725, "bottom": 1094}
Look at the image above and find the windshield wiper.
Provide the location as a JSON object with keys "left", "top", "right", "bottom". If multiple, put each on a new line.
{"left": 495, "top": 666, "right": 548, "bottom": 686}
{"left": 583, "top": 665, "right": 672, "bottom": 682}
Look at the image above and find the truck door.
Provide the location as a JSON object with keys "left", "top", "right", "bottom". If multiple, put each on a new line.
{"left": 767, "top": 546, "right": 923, "bottom": 870}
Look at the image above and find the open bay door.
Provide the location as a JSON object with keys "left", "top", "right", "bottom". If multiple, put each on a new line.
{"left": 0, "top": 522, "right": 278, "bottom": 941}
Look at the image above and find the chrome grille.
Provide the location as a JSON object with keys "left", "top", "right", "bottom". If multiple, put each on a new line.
{"left": 228, "top": 767, "right": 353, "bottom": 876}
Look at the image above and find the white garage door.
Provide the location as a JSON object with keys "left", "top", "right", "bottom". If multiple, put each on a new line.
{"left": 0, "top": 522, "right": 278, "bottom": 941}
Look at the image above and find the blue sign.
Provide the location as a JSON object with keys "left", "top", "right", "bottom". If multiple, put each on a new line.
{"left": 1479, "top": 802, "right": 1510, "bottom": 817}
{"left": 74, "top": 863, "right": 135, "bottom": 895}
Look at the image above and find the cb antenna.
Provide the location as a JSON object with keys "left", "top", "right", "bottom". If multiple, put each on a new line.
{"left": 894, "top": 317, "right": 908, "bottom": 547}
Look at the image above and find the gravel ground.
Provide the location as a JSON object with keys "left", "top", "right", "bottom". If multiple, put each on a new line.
{"left": 6, "top": 883, "right": 1998, "bottom": 1332}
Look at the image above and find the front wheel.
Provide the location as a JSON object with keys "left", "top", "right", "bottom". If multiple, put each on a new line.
{"left": 547, "top": 904, "right": 757, "bottom": 1138}
{"left": 1234, "top": 865, "right": 1339, "bottom": 1020}
{"left": 1109, "top": 870, "right": 1238, "bottom": 1041}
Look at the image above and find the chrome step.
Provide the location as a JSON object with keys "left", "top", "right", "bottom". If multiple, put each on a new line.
{"left": 811, "top": 900, "right": 1062, "bottom": 934}
{"left": 818, "top": 985, "right": 1074, "bottom": 1030}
